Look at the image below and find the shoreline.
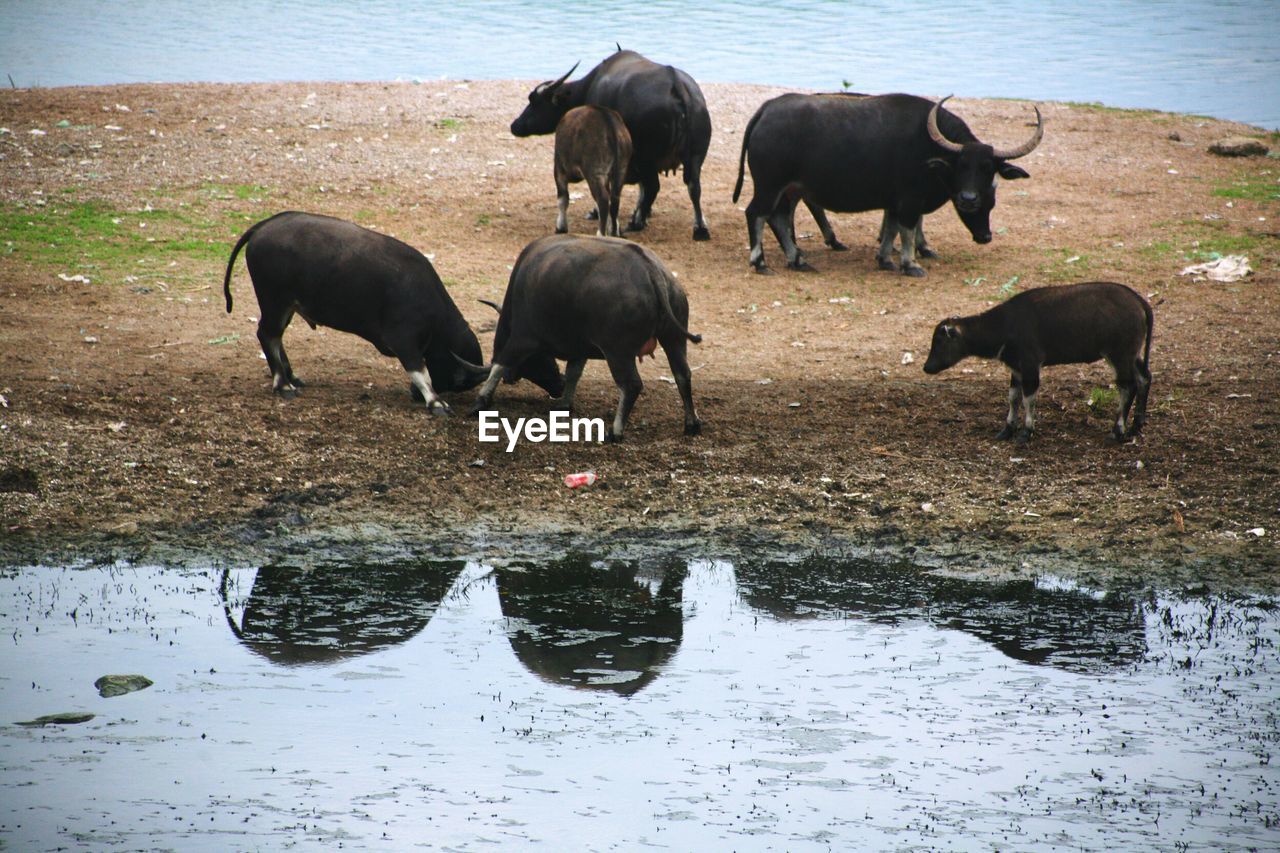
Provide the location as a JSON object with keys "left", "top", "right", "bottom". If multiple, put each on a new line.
{"left": 0, "top": 80, "right": 1276, "bottom": 587}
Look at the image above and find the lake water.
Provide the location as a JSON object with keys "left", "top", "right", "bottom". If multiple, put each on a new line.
{"left": 2, "top": 555, "right": 1277, "bottom": 849}
{"left": 2, "top": 0, "right": 1278, "bottom": 128}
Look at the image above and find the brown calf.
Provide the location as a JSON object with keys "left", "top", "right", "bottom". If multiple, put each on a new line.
{"left": 554, "top": 105, "right": 633, "bottom": 237}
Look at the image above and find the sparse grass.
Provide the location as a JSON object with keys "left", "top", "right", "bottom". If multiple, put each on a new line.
{"left": 434, "top": 118, "right": 464, "bottom": 130}
{"left": 1086, "top": 386, "right": 1118, "bottom": 417}
{"left": 1213, "top": 176, "right": 1280, "bottom": 203}
{"left": 475, "top": 213, "right": 491, "bottom": 227}
{"left": 0, "top": 194, "right": 270, "bottom": 283}
{"left": 1039, "top": 248, "right": 1094, "bottom": 282}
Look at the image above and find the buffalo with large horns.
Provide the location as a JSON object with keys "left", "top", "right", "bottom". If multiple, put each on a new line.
{"left": 733, "top": 93, "right": 1043, "bottom": 276}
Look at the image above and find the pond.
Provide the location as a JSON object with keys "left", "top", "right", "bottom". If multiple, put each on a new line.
{"left": 2, "top": 554, "right": 1277, "bottom": 849}
{"left": 1, "top": 0, "right": 1277, "bottom": 127}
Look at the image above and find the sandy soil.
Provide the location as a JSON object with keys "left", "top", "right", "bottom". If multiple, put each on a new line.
{"left": 0, "top": 79, "right": 1276, "bottom": 587}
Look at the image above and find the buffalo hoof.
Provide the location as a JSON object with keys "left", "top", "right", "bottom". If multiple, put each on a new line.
{"left": 555, "top": 225, "right": 568, "bottom": 234}
{"left": 827, "top": 239, "right": 848, "bottom": 252}
{"left": 276, "top": 386, "right": 299, "bottom": 400}
{"left": 1014, "top": 427, "right": 1034, "bottom": 445}
{"left": 752, "top": 263, "right": 776, "bottom": 276}
{"left": 877, "top": 257, "right": 897, "bottom": 271}
{"left": 289, "top": 376, "right": 306, "bottom": 387}
{"left": 466, "top": 401, "right": 490, "bottom": 418}
{"left": 996, "top": 423, "right": 1016, "bottom": 441}
{"left": 902, "top": 264, "right": 927, "bottom": 278}
{"left": 605, "top": 429, "right": 624, "bottom": 444}
{"left": 787, "top": 259, "right": 816, "bottom": 273}
{"left": 625, "top": 220, "right": 648, "bottom": 233}
{"left": 427, "top": 399, "right": 452, "bottom": 417}
{"left": 918, "top": 246, "right": 939, "bottom": 260}
{"left": 684, "top": 420, "right": 702, "bottom": 437}
{"left": 1113, "top": 424, "right": 1136, "bottom": 444}
{"left": 693, "top": 225, "right": 711, "bottom": 241}
{"left": 584, "top": 209, "right": 600, "bottom": 221}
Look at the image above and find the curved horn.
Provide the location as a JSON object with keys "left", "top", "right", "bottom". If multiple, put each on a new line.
{"left": 477, "top": 298, "right": 501, "bottom": 315}
{"left": 926, "top": 95, "right": 963, "bottom": 154}
{"left": 550, "top": 61, "right": 580, "bottom": 89}
{"left": 991, "top": 104, "right": 1044, "bottom": 160}
{"left": 452, "top": 351, "right": 492, "bottom": 383}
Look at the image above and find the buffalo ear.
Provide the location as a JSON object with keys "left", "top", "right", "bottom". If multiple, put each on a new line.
{"left": 943, "top": 324, "right": 960, "bottom": 339}
{"left": 551, "top": 87, "right": 572, "bottom": 107}
{"left": 998, "top": 162, "right": 1031, "bottom": 180}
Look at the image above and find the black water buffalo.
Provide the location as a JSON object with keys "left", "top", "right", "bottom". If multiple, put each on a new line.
{"left": 458, "top": 234, "right": 702, "bottom": 441}
{"left": 223, "top": 211, "right": 484, "bottom": 413}
{"left": 554, "top": 104, "right": 633, "bottom": 237}
{"left": 923, "top": 281, "right": 1153, "bottom": 443}
{"left": 511, "top": 49, "right": 713, "bottom": 240}
{"left": 733, "top": 93, "right": 1043, "bottom": 275}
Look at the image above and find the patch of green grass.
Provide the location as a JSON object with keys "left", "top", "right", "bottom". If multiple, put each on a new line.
{"left": 434, "top": 118, "right": 463, "bottom": 130}
{"left": 0, "top": 199, "right": 244, "bottom": 279}
{"left": 1086, "top": 386, "right": 1118, "bottom": 417}
{"left": 1212, "top": 179, "right": 1280, "bottom": 203}
{"left": 475, "top": 213, "right": 491, "bottom": 227}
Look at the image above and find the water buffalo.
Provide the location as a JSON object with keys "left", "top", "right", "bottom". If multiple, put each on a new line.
{"left": 554, "top": 104, "right": 633, "bottom": 237}
{"left": 223, "top": 211, "right": 484, "bottom": 413}
{"left": 733, "top": 93, "right": 1043, "bottom": 275}
{"left": 458, "top": 234, "right": 702, "bottom": 441}
{"left": 511, "top": 49, "right": 713, "bottom": 240}
{"left": 923, "top": 281, "right": 1153, "bottom": 443}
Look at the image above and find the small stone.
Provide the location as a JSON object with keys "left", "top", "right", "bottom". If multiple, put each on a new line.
{"left": 1208, "top": 137, "right": 1269, "bottom": 157}
{"left": 94, "top": 674, "right": 153, "bottom": 697}
{"left": 17, "top": 712, "right": 95, "bottom": 727}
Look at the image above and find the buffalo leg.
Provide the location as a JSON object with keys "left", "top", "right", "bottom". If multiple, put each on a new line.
{"left": 1015, "top": 366, "right": 1039, "bottom": 444}
{"left": 585, "top": 172, "right": 611, "bottom": 237}
{"left": 256, "top": 305, "right": 301, "bottom": 397}
{"left": 686, "top": 163, "right": 710, "bottom": 241}
{"left": 661, "top": 339, "right": 702, "bottom": 436}
{"left": 897, "top": 216, "right": 927, "bottom": 277}
{"left": 805, "top": 202, "right": 846, "bottom": 251}
{"left": 554, "top": 168, "right": 571, "bottom": 234}
{"left": 468, "top": 363, "right": 506, "bottom": 416}
{"left": 746, "top": 200, "right": 771, "bottom": 273}
{"left": 997, "top": 372, "right": 1021, "bottom": 440}
{"left": 555, "top": 358, "right": 588, "bottom": 410}
{"left": 915, "top": 221, "right": 938, "bottom": 259}
{"left": 876, "top": 213, "right": 899, "bottom": 271}
{"left": 603, "top": 353, "right": 643, "bottom": 442}
{"left": 1131, "top": 357, "right": 1152, "bottom": 437}
{"left": 768, "top": 194, "right": 811, "bottom": 271}
{"left": 627, "top": 166, "right": 660, "bottom": 232}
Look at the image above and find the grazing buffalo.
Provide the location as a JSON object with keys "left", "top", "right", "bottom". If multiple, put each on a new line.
{"left": 554, "top": 104, "right": 633, "bottom": 237}
{"left": 458, "top": 234, "right": 702, "bottom": 441}
{"left": 923, "top": 281, "right": 1153, "bottom": 443}
{"left": 733, "top": 93, "right": 1043, "bottom": 275}
{"left": 223, "top": 211, "right": 484, "bottom": 413}
{"left": 511, "top": 49, "right": 713, "bottom": 240}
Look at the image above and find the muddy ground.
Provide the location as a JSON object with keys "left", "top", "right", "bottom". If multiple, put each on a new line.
{"left": 0, "top": 80, "right": 1276, "bottom": 589}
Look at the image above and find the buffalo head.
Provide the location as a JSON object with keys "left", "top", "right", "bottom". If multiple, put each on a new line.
{"left": 510, "top": 62, "right": 580, "bottom": 137}
{"left": 923, "top": 317, "right": 968, "bottom": 375}
{"left": 925, "top": 96, "right": 1042, "bottom": 244}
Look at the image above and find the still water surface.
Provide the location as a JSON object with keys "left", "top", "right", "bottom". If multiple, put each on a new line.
{"left": 2, "top": 555, "right": 1277, "bottom": 849}
{"left": 1, "top": 1, "right": 1278, "bottom": 127}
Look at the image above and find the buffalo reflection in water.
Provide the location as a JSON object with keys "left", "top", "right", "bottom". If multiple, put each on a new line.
{"left": 495, "top": 553, "right": 686, "bottom": 696}
{"left": 736, "top": 556, "right": 1148, "bottom": 672}
{"left": 220, "top": 561, "right": 463, "bottom": 666}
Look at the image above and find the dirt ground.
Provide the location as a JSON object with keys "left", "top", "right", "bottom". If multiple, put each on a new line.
{"left": 0, "top": 79, "right": 1277, "bottom": 588}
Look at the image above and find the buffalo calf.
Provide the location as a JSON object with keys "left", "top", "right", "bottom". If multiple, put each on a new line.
{"left": 223, "top": 211, "right": 484, "bottom": 413}
{"left": 923, "top": 282, "right": 1153, "bottom": 443}
{"left": 457, "top": 234, "right": 702, "bottom": 441}
{"left": 554, "top": 105, "right": 633, "bottom": 237}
